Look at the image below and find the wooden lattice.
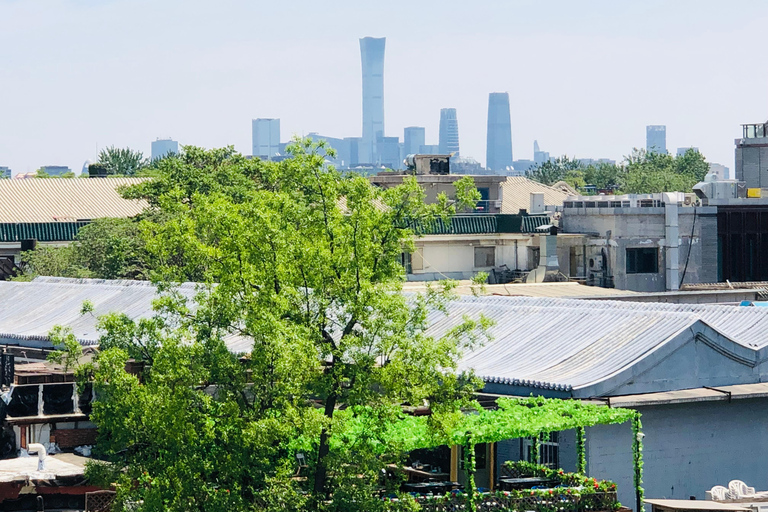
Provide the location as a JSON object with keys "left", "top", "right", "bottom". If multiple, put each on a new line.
{"left": 85, "top": 490, "right": 116, "bottom": 512}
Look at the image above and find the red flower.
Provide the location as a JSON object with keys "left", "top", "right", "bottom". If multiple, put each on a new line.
{"left": 594, "top": 483, "right": 599, "bottom": 489}
{"left": 531, "top": 491, "right": 535, "bottom": 496}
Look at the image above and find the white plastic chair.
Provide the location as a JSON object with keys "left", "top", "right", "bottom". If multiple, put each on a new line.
{"left": 729, "top": 480, "right": 756, "bottom": 499}
{"left": 708, "top": 486, "right": 728, "bottom": 501}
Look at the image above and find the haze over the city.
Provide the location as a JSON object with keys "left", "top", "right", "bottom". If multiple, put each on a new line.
{"left": 1, "top": 0, "right": 765, "bottom": 174}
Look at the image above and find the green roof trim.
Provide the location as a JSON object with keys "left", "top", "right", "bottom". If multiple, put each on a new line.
{"left": 0, "top": 222, "right": 90, "bottom": 242}
{"left": 410, "top": 214, "right": 550, "bottom": 235}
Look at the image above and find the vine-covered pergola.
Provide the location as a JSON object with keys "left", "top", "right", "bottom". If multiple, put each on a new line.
{"left": 331, "top": 396, "right": 644, "bottom": 511}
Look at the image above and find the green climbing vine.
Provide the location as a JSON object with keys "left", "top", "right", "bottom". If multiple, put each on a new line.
{"left": 532, "top": 433, "right": 541, "bottom": 464}
{"left": 632, "top": 413, "right": 644, "bottom": 509}
{"left": 463, "top": 433, "right": 478, "bottom": 512}
{"left": 576, "top": 426, "right": 586, "bottom": 474}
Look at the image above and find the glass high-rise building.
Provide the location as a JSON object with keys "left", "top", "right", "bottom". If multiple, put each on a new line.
{"left": 485, "top": 92, "right": 513, "bottom": 171}
{"left": 438, "top": 108, "right": 460, "bottom": 155}
{"left": 403, "top": 127, "right": 425, "bottom": 156}
{"left": 252, "top": 118, "right": 281, "bottom": 160}
{"left": 360, "top": 37, "right": 386, "bottom": 164}
{"left": 151, "top": 138, "right": 179, "bottom": 161}
{"left": 646, "top": 125, "right": 667, "bottom": 154}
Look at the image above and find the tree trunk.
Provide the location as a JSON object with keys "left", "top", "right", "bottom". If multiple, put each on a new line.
{"left": 313, "top": 390, "right": 338, "bottom": 500}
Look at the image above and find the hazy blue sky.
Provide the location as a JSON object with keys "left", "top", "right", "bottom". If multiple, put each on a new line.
{"left": 1, "top": 0, "right": 766, "bottom": 175}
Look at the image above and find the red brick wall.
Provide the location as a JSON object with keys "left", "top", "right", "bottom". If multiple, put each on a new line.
{"left": 52, "top": 428, "right": 97, "bottom": 448}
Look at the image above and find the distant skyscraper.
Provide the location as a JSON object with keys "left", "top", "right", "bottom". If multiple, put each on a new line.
{"left": 533, "top": 140, "right": 550, "bottom": 164}
{"left": 709, "top": 162, "right": 729, "bottom": 180}
{"left": 419, "top": 144, "right": 440, "bottom": 154}
{"left": 438, "top": 108, "right": 460, "bottom": 155}
{"left": 151, "top": 138, "right": 179, "bottom": 161}
{"left": 646, "top": 125, "right": 667, "bottom": 154}
{"left": 252, "top": 118, "right": 280, "bottom": 159}
{"left": 403, "top": 127, "right": 425, "bottom": 156}
{"left": 360, "top": 37, "right": 386, "bottom": 164}
{"left": 676, "top": 147, "right": 699, "bottom": 157}
{"left": 485, "top": 92, "right": 513, "bottom": 171}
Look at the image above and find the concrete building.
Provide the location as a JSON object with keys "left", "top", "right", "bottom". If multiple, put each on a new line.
{"left": 646, "top": 125, "right": 667, "bottom": 154}
{"left": 486, "top": 92, "right": 513, "bottom": 172}
{"left": 151, "top": 138, "right": 178, "bottom": 161}
{"left": 435, "top": 293, "right": 768, "bottom": 504}
{"left": 360, "top": 37, "right": 386, "bottom": 164}
{"left": 561, "top": 192, "right": 718, "bottom": 292}
{"left": 403, "top": 127, "right": 426, "bottom": 157}
{"left": 252, "top": 118, "right": 280, "bottom": 160}
{"left": 438, "top": 108, "right": 460, "bottom": 155}
{"left": 734, "top": 121, "right": 768, "bottom": 189}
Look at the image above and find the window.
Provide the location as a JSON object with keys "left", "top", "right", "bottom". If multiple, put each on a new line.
{"left": 400, "top": 252, "right": 412, "bottom": 274}
{"left": 626, "top": 247, "right": 658, "bottom": 274}
{"left": 522, "top": 432, "right": 559, "bottom": 469}
{"left": 474, "top": 247, "right": 495, "bottom": 268}
{"left": 460, "top": 443, "right": 487, "bottom": 470}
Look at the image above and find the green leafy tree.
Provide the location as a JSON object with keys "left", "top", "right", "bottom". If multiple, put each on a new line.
{"left": 620, "top": 148, "right": 707, "bottom": 194}
{"left": 15, "top": 218, "right": 148, "bottom": 280}
{"left": 526, "top": 156, "right": 584, "bottom": 186}
{"left": 97, "top": 146, "right": 148, "bottom": 176}
{"left": 583, "top": 162, "right": 624, "bottom": 191}
{"left": 87, "top": 139, "right": 490, "bottom": 511}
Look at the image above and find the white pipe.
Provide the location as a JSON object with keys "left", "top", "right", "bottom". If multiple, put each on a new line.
{"left": 28, "top": 443, "right": 46, "bottom": 471}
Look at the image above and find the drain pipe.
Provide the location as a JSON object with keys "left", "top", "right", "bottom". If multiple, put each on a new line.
{"left": 28, "top": 443, "right": 46, "bottom": 471}
{"left": 663, "top": 193, "right": 679, "bottom": 291}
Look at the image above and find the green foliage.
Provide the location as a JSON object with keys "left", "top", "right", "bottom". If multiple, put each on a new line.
{"left": 347, "top": 396, "right": 637, "bottom": 452}
{"left": 87, "top": 139, "right": 491, "bottom": 512}
{"left": 526, "top": 148, "right": 710, "bottom": 194}
{"left": 97, "top": 146, "right": 148, "bottom": 176}
{"left": 416, "top": 462, "right": 620, "bottom": 512}
{"left": 632, "top": 413, "right": 644, "bottom": 507}
{"left": 47, "top": 325, "right": 94, "bottom": 386}
{"left": 576, "top": 426, "right": 586, "bottom": 475}
{"left": 15, "top": 218, "right": 148, "bottom": 280}
{"left": 526, "top": 156, "right": 583, "bottom": 186}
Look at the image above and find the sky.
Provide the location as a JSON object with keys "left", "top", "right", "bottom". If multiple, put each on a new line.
{"left": 1, "top": 0, "right": 767, "bottom": 176}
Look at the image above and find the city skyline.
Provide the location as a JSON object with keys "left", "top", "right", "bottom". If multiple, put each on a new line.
{"left": 0, "top": 0, "right": 765, "bottom": 174}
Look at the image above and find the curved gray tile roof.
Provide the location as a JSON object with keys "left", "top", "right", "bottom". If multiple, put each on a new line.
{"left": 3, "top": 278, "right": 768, "bottom": 392}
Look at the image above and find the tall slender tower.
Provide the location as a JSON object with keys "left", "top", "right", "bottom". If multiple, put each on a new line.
{"left": 646, "top": 125, "right": 667, "bottom": 154}
{"left": 485, "top": 92, "right": 513, "bottom": 171}
{"left": 438, "top": 108, "right": 460, "bottom": 155}
{"left": 360, "top": 37, "right": 386, "bottom": 164}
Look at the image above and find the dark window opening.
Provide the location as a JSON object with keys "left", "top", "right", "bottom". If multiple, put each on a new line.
{"left": 474, "top": 247, "right": 495, "bottom": 268}
{"left": 626, "top": 247, "right": 659, "bottom": 274}
{"left": 399, "top": 252, "right": 412, "bottom": 274}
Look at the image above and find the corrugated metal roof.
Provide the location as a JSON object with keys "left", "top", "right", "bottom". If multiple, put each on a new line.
{"left": 401, "top": 281, "right": 642, "bottom": 298}
{"left": 0, "top": 178, "right": 148, "bottom": 223}
{"left": 0, "top": 277, "right": 251, "bottom": 354}
{"left": 409, "top": 214, "right": 550, "bottom": 235}
{"left": 500, "top": 177, "right": 569, "bottom": 214}
{"left": 0, "top": 222, "right": 89, "bottom": 242}
{"left": 425, "top": 295, "right": 768, "bottom": 392}
{"left": 5, "top": 279, "right": 768, "bottom": 394}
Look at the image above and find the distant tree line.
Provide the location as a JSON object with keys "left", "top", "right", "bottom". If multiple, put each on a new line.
{"left": 526, "top": 148, "right": 710, "bottom": 194}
